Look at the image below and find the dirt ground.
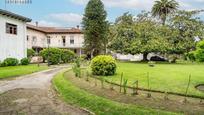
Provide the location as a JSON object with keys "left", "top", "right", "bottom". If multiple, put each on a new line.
{"left": 65, "top": 71, "right": 204, "bottom": 115}
{"left": 0, "top": 67, "right": 90, "bottom": 115}
{"left": 0, "top": 89, "right": 90, "bottom": 115}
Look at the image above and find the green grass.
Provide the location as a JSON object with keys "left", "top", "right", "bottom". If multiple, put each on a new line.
{"left": 0, "top": 65, "right": 48, "bottom": 79}
{"left": 53, "top": 70, "right": 179, "bottom": 115}
{"left": 102, "top": 62, "right": 204, "bottom": 97}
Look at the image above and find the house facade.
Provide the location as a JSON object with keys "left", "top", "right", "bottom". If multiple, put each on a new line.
{"left": 0, "top": 9, "right": 31, "bottom": 61}
{"left": 27, "top": 24, "right": 84, "bottom": 56}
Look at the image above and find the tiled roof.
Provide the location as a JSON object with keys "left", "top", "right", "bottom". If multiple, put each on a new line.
{"left": 0, "top": 9, "right": 31, "bottom": 22}
{"left": 27, "top": 24, "right": 82, "bottom": 34}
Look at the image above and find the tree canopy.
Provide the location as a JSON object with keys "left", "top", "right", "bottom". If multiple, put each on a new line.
{"left": 109, "top": 10, "right": 204, "bottom": 61}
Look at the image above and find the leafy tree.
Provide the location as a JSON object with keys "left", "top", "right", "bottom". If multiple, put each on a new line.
{"left": 109, "top": 12, "right": 169, "bottom": 61}
{"left": 152, "top": 0, "right": 179, "bottom": 25}
{"left": 109, "top": 12, "right": 136, "bottom": 54}
{"left": 168, "top": 10, "right": 204, "bottom": 54}
{"left": 82, "top": 0, "right": 108, "bottom": 57}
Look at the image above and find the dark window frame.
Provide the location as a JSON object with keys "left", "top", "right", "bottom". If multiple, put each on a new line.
{"left": 6, "top": 23, "right": 17, "bottom": 35}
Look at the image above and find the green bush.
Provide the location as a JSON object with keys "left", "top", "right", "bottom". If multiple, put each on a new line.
{"left": 1, "top": 58, "right": 19, "bottom": 66}
{"left": 20, "top": 58, "right": 30, "bottom": 65}
{"left": 61, "top": 49, "right": 75, "bottom": 63}
{"left": 72, "top": 57, "right": 81, "bottom": 77}
{"left": 27, "top": 49, "right": 35, "bottom": 58}
{"left": 193, "top": 41, "right": 204, "bottom": 62}
{"left": 195, "top": 49, "right": 204, "bottom": 62}
{"left": 196, "top": 40, "right": 204, "bottom": 49}
{"left": 40, "top": 48, "right": 77, "bottom": 65}
{"left": 187, "top": 51, "right": 196, "bottom": 61}
{"left": 39, "top": 48, "right": 61, "bottom": 65}
{"left": 91, "top": 55, "right": 117, "bottom": 76}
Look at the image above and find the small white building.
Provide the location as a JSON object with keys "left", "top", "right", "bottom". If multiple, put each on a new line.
{"left": 0, "top": 9, "right": 31, "bottom": 61}
{"left": 27, "top": 24, "right": 84, "bottom": 56}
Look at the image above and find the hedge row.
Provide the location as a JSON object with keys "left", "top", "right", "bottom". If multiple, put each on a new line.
{"left": 39, "top": 48, "right": 76, "bottom": 65}
{"left": 0, "top": 58, "right": 30, "bottom": 67}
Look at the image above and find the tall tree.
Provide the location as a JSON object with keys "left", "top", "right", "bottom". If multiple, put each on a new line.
{"left": 152, "top": 0, "right": 179, "bottom": 25}
{"left": 82, "top": 0, "right": 108, "bottom": 57}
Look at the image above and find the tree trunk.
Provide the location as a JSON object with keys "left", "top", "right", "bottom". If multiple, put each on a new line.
{"left": 162, "top": 15, "right": 166, "bottom": 25}
{"left": 143, "top": 53, "right": 148, "bottom": 61}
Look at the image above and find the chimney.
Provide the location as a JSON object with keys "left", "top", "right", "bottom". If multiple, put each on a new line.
{"left": 35, "top": 21, "right": 38, "bottom": 27}
{"left": 76, "top": 25, "right": 80, "bottom": 29}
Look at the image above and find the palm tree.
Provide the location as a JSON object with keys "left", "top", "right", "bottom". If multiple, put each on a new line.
{"left": 152, "top": 0, "right": 179, "bottom": 25}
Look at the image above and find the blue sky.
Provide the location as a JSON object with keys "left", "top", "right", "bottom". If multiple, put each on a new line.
{"left": 0, "top": 0, "right": 204, "bottom": 27}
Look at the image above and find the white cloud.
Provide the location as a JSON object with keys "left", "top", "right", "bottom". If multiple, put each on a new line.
{"left": 48, "top": 13, "right": 83, "bottom": 24}
{"left": 28, "top": 20, "right": 61, "bottom": 27}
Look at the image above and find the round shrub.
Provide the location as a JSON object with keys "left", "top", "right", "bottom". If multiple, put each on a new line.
{"left": 195, "top": 49, "right": 204, "bottom": 62}
{"left": 21, "top": 58, "right": 30, "bottom": 65}
{"left": 91, "top": 55, "right": 117, "bottom": 76}
{"left": 61, "top": 49, "right": 75, "bottom": 63}
{"left": 1, "top": 58, "right": 19, "bottom": 66}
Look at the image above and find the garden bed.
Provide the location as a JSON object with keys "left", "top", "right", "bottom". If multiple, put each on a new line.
{"left": 53, "top": 69, "right": 178, "bottom": 115}
{"left": 54, "top": 69, "right": 204, "bottom": 114}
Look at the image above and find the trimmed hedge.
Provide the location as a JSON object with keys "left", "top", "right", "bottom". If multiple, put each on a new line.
{"left": 1, "top": 58, "right": 19, "bottom": 67}
{"left": 61, "top": 49, "right": 75, "bottom": 63}
{"left": 21, "top": 58, "right": 30, "bottom": 65}
{"left": 39, "top": 48, "right": 76, "bottom": 65}
{"left": 91, "top": 55, "right": 117, "bottom": 76}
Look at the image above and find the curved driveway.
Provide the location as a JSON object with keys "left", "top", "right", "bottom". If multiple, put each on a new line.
{"left": 0, "top": 66, "right": 90, "bottom": 115}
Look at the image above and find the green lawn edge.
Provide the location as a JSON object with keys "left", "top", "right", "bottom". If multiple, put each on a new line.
{"left": 0, "top": 65, "right": 48, "bottom": 79}
{"left": 52, "top": 69, "right": 181, "bottom": 115}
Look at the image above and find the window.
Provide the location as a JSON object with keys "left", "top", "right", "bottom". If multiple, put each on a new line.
{"left": 70, "top": 36, "right": 74, "bottom": 44}
{"left": 27, "top": 35, "right": 29, "bottom": 41}
{"left": 32, "top": 36, "right": 37, "bottom": 44}
{"left": 62, "top": 36, "right": 66, "bottom": 46}
{"left": 47, "top": 36, "right": 51, "bottom": 45}
{"left": 6, "top": 23, "right": 17, "bottom": 35}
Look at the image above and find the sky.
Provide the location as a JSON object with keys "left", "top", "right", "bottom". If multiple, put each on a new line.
{"left": 0, "top": 0, "right": 204, "bottom": 27}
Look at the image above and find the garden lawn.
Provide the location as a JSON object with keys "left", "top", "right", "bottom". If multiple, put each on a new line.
{"left": 53, "top": 70, "right": 178, "bottom": 115}
{"left": 103, "top": 62, "right": 204, "bottom": 98}
{"left": 0, "top": 65, "right": 48, "bottom": 79}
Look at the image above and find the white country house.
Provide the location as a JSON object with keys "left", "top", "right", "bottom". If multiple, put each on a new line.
{"left": 0, "top": 9, "right": 31, "bottom": 61}
{"left": 27, "top": 24, "right": 84, "bottom": 56}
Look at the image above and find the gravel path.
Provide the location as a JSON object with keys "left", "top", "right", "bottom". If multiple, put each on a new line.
{"left": 0, "top": 67, "right": 90, "bottom": 115}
